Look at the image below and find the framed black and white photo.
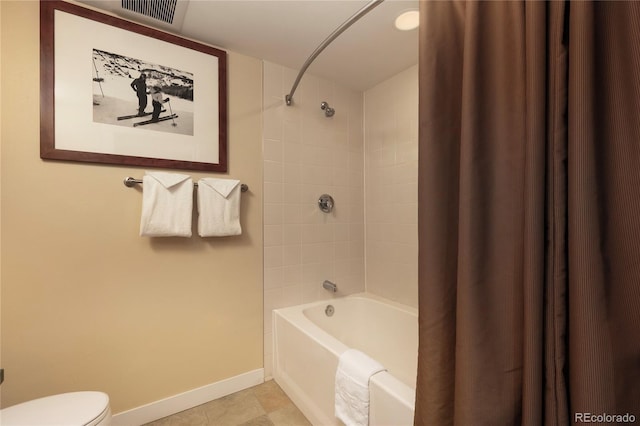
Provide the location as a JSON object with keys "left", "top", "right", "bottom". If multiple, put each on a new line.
{"left": 40, "top": 0, "right": 227, "bottom": 172}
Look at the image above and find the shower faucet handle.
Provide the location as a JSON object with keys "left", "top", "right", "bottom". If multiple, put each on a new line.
{"left": 318, "top": 194, "right": 334, "bottom": 213}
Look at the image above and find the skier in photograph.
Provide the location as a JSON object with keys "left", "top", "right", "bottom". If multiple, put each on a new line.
{"left": 130, "top": 72, "right": 148, "bottom": 116}
{"left": 150, "top": 86, "right": 170, "bottom": 122}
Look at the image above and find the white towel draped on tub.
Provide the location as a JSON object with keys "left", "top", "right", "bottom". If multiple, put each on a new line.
{"left": 197, "top": 178, "right": 242, "bottom": 237}
{"left": 139, "top": 172, "right": 193, "bottom": 237}
{"left": 335, "top": 348, "right": 386, "bottom": 426}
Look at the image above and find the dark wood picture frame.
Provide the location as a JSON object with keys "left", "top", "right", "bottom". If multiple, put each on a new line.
{"left": 40, "top": 0, "right": 228, "bottom": 172}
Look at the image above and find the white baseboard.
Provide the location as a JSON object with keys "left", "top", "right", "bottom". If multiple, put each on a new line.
{"left": 111, "top": 368, "right": 264, "bottom": 426}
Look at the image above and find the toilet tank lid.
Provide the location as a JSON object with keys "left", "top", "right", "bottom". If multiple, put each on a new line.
{"left": 0, "top": 391, "right": 110, "bottom": 426}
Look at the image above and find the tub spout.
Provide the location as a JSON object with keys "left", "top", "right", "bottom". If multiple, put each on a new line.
{"left": 323, "top": 280, "right": 337, "bottom": 292}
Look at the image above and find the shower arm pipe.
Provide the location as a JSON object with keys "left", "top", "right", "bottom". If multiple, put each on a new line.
{"left": 285, "top": 0, "right": 385, "bottom": 106}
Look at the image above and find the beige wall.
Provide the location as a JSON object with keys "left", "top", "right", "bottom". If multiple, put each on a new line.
{"left": 262, "top": 61, "right": 365, "bottom": 378}
{"left": 1, "top": 1, "right": 263, "bottom": 414}
{"left": 365, "top": 65, "right": 419, "bottom": 307}
{"left": 0, "top": 0, "right": 3, "bottom": 402}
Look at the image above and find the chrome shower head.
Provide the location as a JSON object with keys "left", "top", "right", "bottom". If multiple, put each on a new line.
{"left": 320, "top": 101, "right": 335, "bottom": 117}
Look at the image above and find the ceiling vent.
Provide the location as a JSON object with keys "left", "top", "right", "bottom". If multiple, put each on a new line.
{"left": 122, "top": 0, "right": 177, "bottom": 25}
{"left": 112, "top": 0, "right": 188, "bottom": 31}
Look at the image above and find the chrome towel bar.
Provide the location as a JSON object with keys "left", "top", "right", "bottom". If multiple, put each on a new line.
{"left": 123, "top": 177, "right": 249, "bottom": 192}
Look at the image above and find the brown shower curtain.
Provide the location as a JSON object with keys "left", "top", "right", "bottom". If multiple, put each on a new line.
{"left": 415, "top": 1, "right": 640, "bottom": 425}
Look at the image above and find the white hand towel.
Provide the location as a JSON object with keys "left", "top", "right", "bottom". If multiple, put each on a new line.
{"left": 197, "top": 178, "right": 242, "bottom": 237}
{"left": 139, "top": 172, "right": 193, "bottom": 237}
{"left": 335, "top": 349, "right": 386, "bottom": 426}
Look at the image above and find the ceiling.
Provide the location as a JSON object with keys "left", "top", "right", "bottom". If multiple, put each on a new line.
{"left": 76, "top": 0, "right": 419, "bottom": 92}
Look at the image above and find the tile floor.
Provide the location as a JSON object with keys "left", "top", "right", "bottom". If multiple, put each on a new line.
{"left": 143, "top": 380, "right": 311, "bottom": 426}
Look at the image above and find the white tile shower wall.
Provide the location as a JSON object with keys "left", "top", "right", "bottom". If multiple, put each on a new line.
{"left": 263, "top": 61, "right": 365, "bottom": 378}
{"left": 364, "top": 65, "right": 419, "bottom": 308}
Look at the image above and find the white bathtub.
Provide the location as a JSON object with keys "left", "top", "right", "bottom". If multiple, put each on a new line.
{"left": 272, "top": 293, "right": 417, "bottom": 425}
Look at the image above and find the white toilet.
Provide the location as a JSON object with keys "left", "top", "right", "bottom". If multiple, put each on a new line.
{"left": 0, "top": 391, "right": 111, "bottom": 425}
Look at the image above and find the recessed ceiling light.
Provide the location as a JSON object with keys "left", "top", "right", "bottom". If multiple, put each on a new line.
{"left": 395, "top": 10, "right": 419, "bottom": 31}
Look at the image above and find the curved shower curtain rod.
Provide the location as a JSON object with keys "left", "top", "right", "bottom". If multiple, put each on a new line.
{"left": 285, "top": 0, "right": 385, "bottom": 106}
